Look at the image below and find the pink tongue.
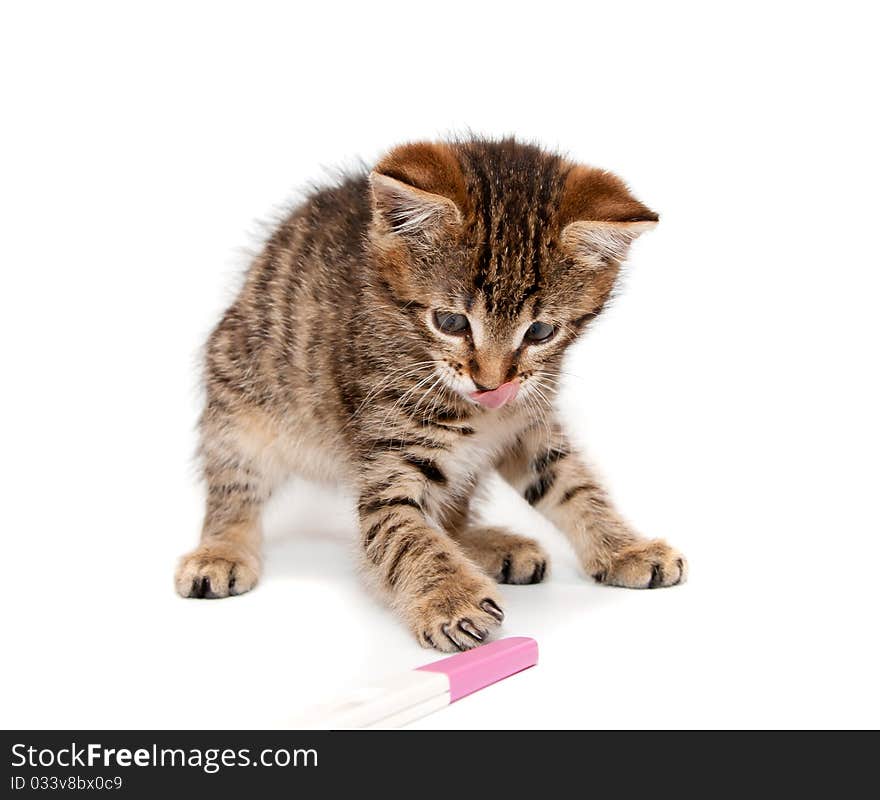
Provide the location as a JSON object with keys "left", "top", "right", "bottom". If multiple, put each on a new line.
{"left": 471, "top": 381, "right": 519, "bottom": 409}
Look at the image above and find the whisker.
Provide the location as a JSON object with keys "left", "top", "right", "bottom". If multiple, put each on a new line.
{"left": 351, "top": 360, "right": 438, "bottom": 418}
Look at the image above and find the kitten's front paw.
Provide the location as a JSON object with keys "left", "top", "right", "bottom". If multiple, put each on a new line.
{"left": 175, "top": 543, "right": 260, "bottom": 599}
{"left": 409, "top": 572, "right": 505, "bottom": 652}
{"left": 593, "top": 539, "right": 687, "bottom": 589}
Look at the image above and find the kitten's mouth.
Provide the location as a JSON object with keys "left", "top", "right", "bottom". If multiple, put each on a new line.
{"left": 469, "top": 380, "right": 520, "bottom": 409}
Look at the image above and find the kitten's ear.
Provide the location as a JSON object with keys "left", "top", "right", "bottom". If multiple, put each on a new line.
{"left": 559, "top": 165, "right": 658, "bottom": 263}
{"left": 561, "top": 219, "right": 658, "bottom": 262}
{"left": 369, "top": 142, "right": 466, "bottom": 240}
{"left": 369, "top": 172, "right": 461, "bottom": 237}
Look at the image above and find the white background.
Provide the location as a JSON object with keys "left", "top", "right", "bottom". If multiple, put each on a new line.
{"left": 2, "top": 1, "right": 878, "bottom": 729}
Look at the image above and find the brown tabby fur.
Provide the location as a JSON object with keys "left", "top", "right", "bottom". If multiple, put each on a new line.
{"left": 175, "top": 138, "right": 687, "bottom": 652}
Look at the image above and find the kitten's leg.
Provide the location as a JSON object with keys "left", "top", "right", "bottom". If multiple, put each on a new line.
{"left": 497, "top": 422, "right": 687, "bottom": 588}
{"left": 442, "top": 492, "right": 549, "bottom": 584}
{"left": 358, "top": 454, "right": 504, "bottom": 652}
{"left": 175, "top": 414, "right": 280, "bottom": 599}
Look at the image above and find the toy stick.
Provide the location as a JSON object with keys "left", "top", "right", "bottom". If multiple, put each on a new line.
{"left": 293, "top": 637, "right": 538, "bottom": 729}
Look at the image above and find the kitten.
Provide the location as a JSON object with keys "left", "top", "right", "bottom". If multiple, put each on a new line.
{"left": 176, "top": 138, "right": 687, "bottom": 651}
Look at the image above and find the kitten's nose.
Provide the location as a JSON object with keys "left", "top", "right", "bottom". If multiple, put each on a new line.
{"left": 470, "top": 354, "right": 509, "bottom": 397}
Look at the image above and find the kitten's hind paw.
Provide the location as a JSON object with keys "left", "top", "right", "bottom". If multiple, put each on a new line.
{"left": 592, "top": 539, "right": 687, "bottom": 589}
{"left": 175, "top": 543, "right": 260, "bottom": 599}
{"left": 455, "top": 526, "right": 550, "bottom": 585}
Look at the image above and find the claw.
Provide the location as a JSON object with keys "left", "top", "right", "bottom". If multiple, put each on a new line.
{"left": 530, "top": 561, "right": 546, "bottom": 584}
{"left": 480, "top": 598, "right": 504, "bottom": 622}
{"left": 441, "top": 624, "right": 465, "bottom": 651}
{"left": 458, "top": 619, "right": 484, "bottom": 642}
{"left": 190, "top": 576, "right": 212, "bottom": 598}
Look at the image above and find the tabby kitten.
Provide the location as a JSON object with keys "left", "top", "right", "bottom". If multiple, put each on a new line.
{"left": 176, "top": 138, "right": 687, "bottom": 651}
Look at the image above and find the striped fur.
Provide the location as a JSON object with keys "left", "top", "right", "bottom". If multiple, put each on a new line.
{"left": 175, "top": 137, "right": 686, "bottom": 651}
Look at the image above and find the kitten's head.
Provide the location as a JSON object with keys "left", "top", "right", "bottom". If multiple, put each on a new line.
{"left": 367, "top": 138, "right": 657, "bottom": 410}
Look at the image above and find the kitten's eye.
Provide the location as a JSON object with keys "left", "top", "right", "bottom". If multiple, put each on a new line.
{"left": 433, "top": 310, "right": 469, "bottom": 335}
{"left": 524, "top": 321, "right": 555, "bottom": 343}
